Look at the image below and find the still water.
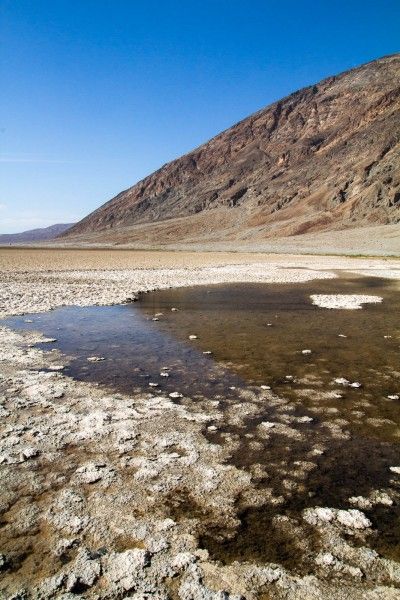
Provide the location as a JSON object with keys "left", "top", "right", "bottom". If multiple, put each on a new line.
{"left": 4, "top": 275, "right": 400, "bottom": 565}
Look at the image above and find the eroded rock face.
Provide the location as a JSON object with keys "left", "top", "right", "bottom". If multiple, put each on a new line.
{"left": 62, "top": 54, "right": 400, "bottom": 246}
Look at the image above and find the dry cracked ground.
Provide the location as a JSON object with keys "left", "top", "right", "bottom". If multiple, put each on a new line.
{"left": 1, "top": 249, "right": 400, "bottom": 600}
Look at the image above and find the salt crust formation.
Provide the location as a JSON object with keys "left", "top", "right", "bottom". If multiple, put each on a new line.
{"left": 1, "top": 257, "right": 400, "bottom": 598}
{"left": 0, "top": 263, "right": 335, "bottom": 318}
{"left": 310, "top": 294, "right": 383, "bottom": 309}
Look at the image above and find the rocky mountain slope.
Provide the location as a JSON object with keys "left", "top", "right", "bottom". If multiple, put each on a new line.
{"left": 62, "top": 54, "right": 400, "bottom": 246}
{"left": 0, "top": 223, "right": 74, "bottom": 244}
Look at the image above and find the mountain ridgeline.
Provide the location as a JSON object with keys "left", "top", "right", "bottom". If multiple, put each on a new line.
{"left": 62, "top": 55, "right": 400, "bottom": 246}
{"left": 0, "top": 223, "right": 74, "bottom": 245}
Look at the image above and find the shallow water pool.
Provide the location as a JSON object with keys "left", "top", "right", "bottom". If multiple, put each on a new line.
{"left": 4, "top": 275, "right": 400, "bottom": 565}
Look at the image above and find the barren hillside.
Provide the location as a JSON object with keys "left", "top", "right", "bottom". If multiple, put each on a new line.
{"left": 62, "top": 54, "right": 400, "bottom": 246}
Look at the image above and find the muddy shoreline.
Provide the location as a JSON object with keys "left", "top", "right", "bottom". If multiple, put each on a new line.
{"left": 1, "top": 250, "right": 400, "bottom": 599}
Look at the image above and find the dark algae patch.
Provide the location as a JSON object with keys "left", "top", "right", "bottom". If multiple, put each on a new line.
{"left": 199, "top": 505, "right": 321, "bottom": 573}
{"left": 369, "top": 503, "right": 400, "bottom": 563}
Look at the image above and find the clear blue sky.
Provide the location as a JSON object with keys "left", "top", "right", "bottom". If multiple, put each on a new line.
{"left": 1, "top": 0, "right": 399, "bottom": 232}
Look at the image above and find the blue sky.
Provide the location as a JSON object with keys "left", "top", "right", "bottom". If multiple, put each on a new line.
{"left": 1, "top": 1, "right": 399, "bottom": 233}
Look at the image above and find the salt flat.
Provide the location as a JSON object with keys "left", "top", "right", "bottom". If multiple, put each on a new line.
{"left": 1, "top": 248, "right": 400, "bottom": 599}
{"left": 1, "top": 248, "right": 399, "bottom": 318}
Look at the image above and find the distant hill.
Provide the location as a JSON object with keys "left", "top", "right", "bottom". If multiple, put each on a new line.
{"left": 0, "top": 223, "right": 74, "bottom": 244}
{"left": 61, "top": 54, "right": 400, "bottom": 247}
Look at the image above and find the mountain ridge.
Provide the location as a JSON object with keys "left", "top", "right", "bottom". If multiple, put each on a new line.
{"left": 62, "top": 54, "right": 400, "bottom": 245}
{"left": 0, "top": 223, "right": 74, "bottom": 244}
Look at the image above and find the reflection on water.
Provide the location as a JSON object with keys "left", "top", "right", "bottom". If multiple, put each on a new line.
{"left": 4, "top": 276, "right": 400, "bottom": 565}
{"left": 138, "top": 276, "right": 400, "bottom": 428}
{"left": 138, "top": 277, "right": 400, "bottom": 564}
{"left": 5, "top": 303, "right": 244, "bottom": 398}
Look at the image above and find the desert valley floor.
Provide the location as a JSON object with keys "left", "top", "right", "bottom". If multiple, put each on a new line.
{"left": 0, "top": 248, "right": 400, "bottom": 600}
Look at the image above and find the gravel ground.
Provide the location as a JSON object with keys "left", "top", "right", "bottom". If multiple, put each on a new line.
{"left": 37, "top": 223, "right": 400, "bottom": 257}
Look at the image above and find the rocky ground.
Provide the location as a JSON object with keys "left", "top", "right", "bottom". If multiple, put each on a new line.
{"left": 1, "top": 249, "right": 400, "bottom": 599}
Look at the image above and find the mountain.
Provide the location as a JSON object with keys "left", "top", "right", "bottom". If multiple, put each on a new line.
{"left": 61, "top": 55, "right": 400, "bottom": 247}
{"left": 0, "top": 223, "right": 74, "bottom": 244}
